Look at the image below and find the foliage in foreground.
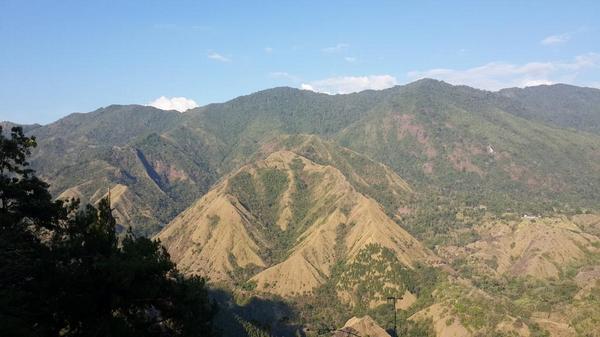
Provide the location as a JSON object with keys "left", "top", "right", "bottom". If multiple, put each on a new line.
{"left": 0, "top": 126, "right": 217, "bottom": 337}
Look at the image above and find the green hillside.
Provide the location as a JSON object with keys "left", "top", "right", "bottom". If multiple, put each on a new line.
{"left": 6, "top": 80, "right": 600, "bottom": 337}
{"left": 17, "top": 79, "right": 600, "bottom": 236}
{"left": 499, "top": 84, "right": 600, "bottom": 134}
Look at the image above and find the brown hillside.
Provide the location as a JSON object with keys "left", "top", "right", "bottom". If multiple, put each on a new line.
{"left": 157, "top": 149, "right": 430, "bottom": 297}
{"left": 438, "top": 216, "right": 599, "bottom": 279}
{"left": 334, "top": 316, "right": 391, "bottom": 337}
{"left": 155, "top": 181, "right": 267, "bottom": 282}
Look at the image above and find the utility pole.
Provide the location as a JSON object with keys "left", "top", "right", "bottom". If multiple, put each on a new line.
{"left": 387, "top": 296, "right": 403, "bottom": 337}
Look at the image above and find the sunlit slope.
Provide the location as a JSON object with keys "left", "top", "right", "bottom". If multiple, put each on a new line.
{"left": 336, "top": 80, "right": 600, "bottom": 210}
{"left": 18, "top": 80, "right": 600, "bottom": 236}
{"left": 157, "top": 149, "right": 430, "bottom": 297}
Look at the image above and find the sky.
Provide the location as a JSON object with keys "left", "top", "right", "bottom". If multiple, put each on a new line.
{"left": 1, "top": 0, "right": 600, "bottom": 124}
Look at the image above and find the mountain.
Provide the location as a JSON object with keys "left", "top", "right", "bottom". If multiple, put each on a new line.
{"left": 425, "top": 214, "right": 600, "bottom": 337}
{"left": 334, "top": 316, "right": 391, "bottom": 337}
{"left": 24, "top": 105, "right": 226, "bottom": 235}
{"left": 156, "top": 140, "right": 432, "bottom": 302}
{"left": 441, "top": 216, "right": 599, "bottom": 280}
{"left": 7, "top": 79, "right": 600, "bottom": 336}
{"left": 336, "top": 80, "right": 600, "bottom": 210}
{"left": 498, "top": 84, "right": 600, "bottom": 134}
{"left": 15, "top": 79, "right": 600, "bottom": 237}
{"left": 0, "top": 121, "right": 41, "bottom": 133}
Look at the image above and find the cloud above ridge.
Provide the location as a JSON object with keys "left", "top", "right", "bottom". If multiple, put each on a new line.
{"left": 407, "top": 53, "right": 600, "bottom": 90}
{"left": 300, "top": 75, "right": 397, "bottom": 94}
{"left": 147, "top": 96, "right": 199, "bottom": 112}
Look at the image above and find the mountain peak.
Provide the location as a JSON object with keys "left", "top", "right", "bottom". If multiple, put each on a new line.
{"left": 156, "top": 140, "right": 429, "bottom": 297}
{"left": 405, "top": 78, "right": 453, "bottom": 89}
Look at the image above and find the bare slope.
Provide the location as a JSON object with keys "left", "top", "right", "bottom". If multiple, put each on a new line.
{"left": 157, "top": 149, "right": 430, "bottom": 297}
{"left": 334, "top": 316, "right": 391, "bottom": 337}
{"left": 438, "top": 216, "right": 600, "bottom": 279}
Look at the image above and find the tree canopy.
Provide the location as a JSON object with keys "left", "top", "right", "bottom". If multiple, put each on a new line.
{"left": 0, "top": 126, "right": 217, "bottom": 337}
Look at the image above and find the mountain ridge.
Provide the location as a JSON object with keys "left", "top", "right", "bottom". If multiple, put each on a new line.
{"left": 156, "top": 144, "right": 431, "bottom": 299}
{"left": 5, "top": 79, "right": 600, "bottom": 336}
{"left": 6, "top": 79, "right": 600, "bottom": 236}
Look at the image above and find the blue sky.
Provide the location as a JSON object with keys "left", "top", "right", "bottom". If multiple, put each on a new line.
{"left": 1, "top": 0, "right": 599, "bottom": 124}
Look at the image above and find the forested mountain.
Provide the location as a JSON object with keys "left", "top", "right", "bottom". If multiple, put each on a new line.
{"left": 6, "top": 79, "right": 600, "bottom": 337}
{"left": 13, "top": 79, "right": 600, "bottom": 236}
{"left": 499, "top": 84, "right": 600, "bottom": 134}
{"left": 24, "top": 105, "right": 224, "bottom": 236}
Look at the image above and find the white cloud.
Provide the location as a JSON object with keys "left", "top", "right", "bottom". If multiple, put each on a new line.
{"left": 541, "top": 33, "right": 571, "bottom": 46}
{"left": 300, "top": 75, "right": 397, "bottom": 94}
{"left": 322, "top": 43, "right": 349, "bottom": 53}
{"left": 407, "top": 53, "right": 600, "bottom": 90}
{"left": 264, "top": 47, "right": 273, "bottom": 53}
{"left": 300, "top": 83, "right": 315, "bottom": 91}
{"left": 147, "top": 96, "right": 199, "bottom": 112}
{"left": 344, "top": 56, "right": 357, "bottom": 63}
{"left": 207, "top": 52, "right": 230, "bottom": 62}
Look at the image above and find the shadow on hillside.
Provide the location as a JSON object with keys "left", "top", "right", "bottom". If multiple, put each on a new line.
{"left": 210, "top": 288, "right": 304, "bottom": 337}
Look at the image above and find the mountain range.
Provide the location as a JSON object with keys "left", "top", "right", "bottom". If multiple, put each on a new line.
{"left": 4, "top": 79, "right": 600, "bottom": 337}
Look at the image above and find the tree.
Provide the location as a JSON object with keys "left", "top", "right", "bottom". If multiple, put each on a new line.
{"left": 0, "top": 126, "right": 66, "bottom": 336}
{"left": 0, "top": 126, "right": 218, "bottom": 337}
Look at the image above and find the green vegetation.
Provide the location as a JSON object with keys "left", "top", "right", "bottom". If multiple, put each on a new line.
{"left": 282, "top": 135, "right": 412, "bottom": 215}
{"left": 336, "top": 244, "right": 412, "bottom": 310}
{"left": 289, "top": 158, "right": 311, "bottom": 226}
{"left": 499, "top": 84, "right": 600, "bottom": 134}
{"left": 436, "top": 281, "right": 527, "bottom": 334}
{"left": 236, "top": 316, "right": 271, "bottom": 337}
{"left": 227, "top": 167, "right": 298, "bottom": 264}
{"left": 19, "top": 80, "right": 600, "bottom": 237}
{"left": 570, "top": 284, "right": 600, "bottom": 336}
{"left": 7, "top": 80, "right": 600, "bottom": 336}
{"left": 290, "top": 243, "right": 441, "bottom": 336}
{"left": 0, "top": 127, "right": 217, "bottom": 337}
{"left": 229, "top": 172, "right": 261, "bottom": 214}
{"left": 228, "top": 168, "right": 288, "bottom": 227}
{"left": 259, "top": 168, "right": 289, "bottom": 225}
{"left": 428, "top": 274, "right": 598, "bottom": 337}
